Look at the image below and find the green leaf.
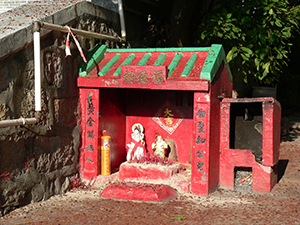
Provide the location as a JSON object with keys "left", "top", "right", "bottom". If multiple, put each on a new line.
{"left": 241, "top": 53, "right": 249, "bottom": 61}
{"left": 171, "top": 216, "right": 186, "bottom": 220}
{"left": 261, "top": 62, "right": 271, "bottom": 80}
{"left": 262, "top": 62, "right": 270, "bottom": 70}
{"left": 226, "top": 13, "right": 232, "bottom": 19}
{"left": 289, "top": 19, "right": 299, "bottom": 28}
{"left": 227, "top": 46, "right": 237, "bottom": 62}
{"left": 163, "top": 213, "right": 186, "bottom": 220}
{"left": 227, "top": 50, "right": 233, "bottom": 62}
{"left": 241, "top": 47, "right": 253, "bottom": 55}
{"left": 200, "top": 33, "right": 205, "bottom": 40}
{"left": 269, "top": 8, "right": 274, "bottom": 15}
{"left": 232, "top": 26, "right": 240, "bottom": 33}
{"left": 254, "top": 58, "right": 260, "bottom": 69}
{"left": 275, "top": 19, "right": 282, "bottom": 27}
{"left": 243, "top": 74, "right": 248, "bottom": 83}
{"left": 282, "top": 31, "right": 291, "bottom": 38}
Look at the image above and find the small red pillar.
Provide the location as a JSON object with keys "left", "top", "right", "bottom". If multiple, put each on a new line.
{"left": 191, "top": 92, "right": 211, "bottom": 195}
{"left": 79, "top": 88, "right": 100, "bottom": 179}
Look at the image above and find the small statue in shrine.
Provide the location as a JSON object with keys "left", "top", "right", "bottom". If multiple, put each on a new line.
{"left": 126, "top": 123, "right": 147, "bottom": 161}
{"left": 152, "top": 134, "right": 168, "bottom": 158}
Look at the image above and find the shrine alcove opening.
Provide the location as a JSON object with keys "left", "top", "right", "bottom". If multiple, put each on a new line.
{"left": 98, "top": 88, "right": 194, "bottom": 173}
{"left": 229, "top": 102, "right": 263, "bottom": 162}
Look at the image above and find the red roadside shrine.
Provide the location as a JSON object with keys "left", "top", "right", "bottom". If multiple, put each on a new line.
{"left": 77, "top": 44, "right": 280, "bottom": 195}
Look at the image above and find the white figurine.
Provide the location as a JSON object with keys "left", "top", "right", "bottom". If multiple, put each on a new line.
{"left": 126, "top": 123, "right": 146, "bottom": 161}
{"left": 152, "top": 135, "right": 168, "bottom": 158}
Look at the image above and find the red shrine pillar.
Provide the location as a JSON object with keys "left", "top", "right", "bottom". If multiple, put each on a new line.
{"left": 191, "top": 92, "right": 211, "bottom": 195}
{"left": 79, "top": 88, "right": 100, "bottom": 179}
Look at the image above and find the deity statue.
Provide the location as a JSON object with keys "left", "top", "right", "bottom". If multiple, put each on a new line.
{"left": 126, "top": 123, "right": 147, "bottom": 161}
{"left": 152, "top": 134, "right": 168, "bottom": 159}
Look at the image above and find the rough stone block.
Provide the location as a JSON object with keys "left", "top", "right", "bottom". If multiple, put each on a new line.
{"left": 0, "top": 66, "right": 10, "bottom": 92}
{"left": 52, "top": 4, "right": 76, "bottom": 25}
{"left": 54, "top": 98, "right": 78, "bottom": 127}
{"left": 34, "top": 136, "right": 74, "bottom": 173}
{"left": 76, "top": 1, "right": 96, "bottom": 18}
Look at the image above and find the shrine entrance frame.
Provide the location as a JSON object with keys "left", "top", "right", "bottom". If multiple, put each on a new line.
{"left": 78, "top": 44, "right": 233, "bottom": 195}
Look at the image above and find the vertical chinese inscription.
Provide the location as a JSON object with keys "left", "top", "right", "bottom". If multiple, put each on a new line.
{"left": 85, "top": 92, "right": 96, "bottom": 166}
{"left": 195, "top": 106, "right": 207, "bottom": 173}
{"left": 80, "top": 88, "right": 99, "bottom": 178}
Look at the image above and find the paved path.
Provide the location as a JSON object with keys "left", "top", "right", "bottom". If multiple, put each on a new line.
{"left": 1, "top": 130, "right": 300, "bottom": 224}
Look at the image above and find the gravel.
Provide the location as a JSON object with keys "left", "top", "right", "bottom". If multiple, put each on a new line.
{"left": 1, "top": 114, "right": 300, "bottom": 224}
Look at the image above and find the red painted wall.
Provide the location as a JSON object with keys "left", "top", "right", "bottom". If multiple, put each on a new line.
{"left": 96, "top": 88, "right": 195, "bottom": 174}
{"left": 98, "top": 88, "right": 127, "bottom": 172}
{"left": 125, "top": 89, "right": 194, "bottom": 164}
{"left": 209, "top": 62, "right": 233, "bottom": 191}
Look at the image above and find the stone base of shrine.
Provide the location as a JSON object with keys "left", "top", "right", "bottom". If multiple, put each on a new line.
{"left": 100, "top": 181, "right": 178, "bottom": 202}
{"left": 96, "top": 162, "right": 191, "bottom": 201}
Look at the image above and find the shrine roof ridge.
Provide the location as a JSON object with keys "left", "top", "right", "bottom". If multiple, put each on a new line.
{"left": 106, "top": 46, "right": 211, "bottom": 52}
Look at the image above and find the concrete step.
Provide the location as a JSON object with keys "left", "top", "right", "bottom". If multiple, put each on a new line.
{"left": 100, "top": 181, "right": 178, "bottom": 202}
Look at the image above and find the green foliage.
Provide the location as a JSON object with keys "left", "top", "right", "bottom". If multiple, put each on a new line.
{"left": 199, "top": 0, "right": 300, "bottom": 85}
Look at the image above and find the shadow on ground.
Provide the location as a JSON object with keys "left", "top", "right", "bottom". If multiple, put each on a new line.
{"left": 277, "top": 159, "right": 289, "bottom": 183}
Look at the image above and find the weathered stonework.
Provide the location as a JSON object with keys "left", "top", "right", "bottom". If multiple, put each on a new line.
{"left": 0, "top": 66, "right": 10, "bottom": 92}
{"left": 0, "top": 0, "right": 122, "bottom": 216}
{"left": 0, "top": 104, "right": 10, "bottom": 121}
{"left": 54, "top": 98, "right": 79, "bottom": 127}
{"left": 44, "top": 47, "right": 65, "bottom": 88}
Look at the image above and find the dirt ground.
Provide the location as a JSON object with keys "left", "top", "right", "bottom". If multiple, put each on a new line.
{"left": 1, "top": 118, "right": 300, "bottom": 225}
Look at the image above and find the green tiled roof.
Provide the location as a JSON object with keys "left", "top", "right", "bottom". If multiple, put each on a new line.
{"left": 79, "top": 44, "right": 232, "bottom": 83}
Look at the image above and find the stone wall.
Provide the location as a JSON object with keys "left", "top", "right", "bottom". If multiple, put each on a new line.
{"left": 0, "top": 0, "right": 121, "bottom": 216}
{"left": 0, "top": 0, "right": 47, "bottom": 14}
